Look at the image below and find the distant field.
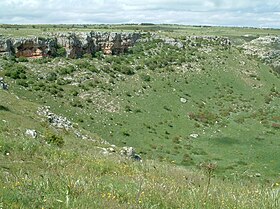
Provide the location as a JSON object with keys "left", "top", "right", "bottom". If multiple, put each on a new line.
{"left": 1, "top": 24, "right": 280, "bottom": 39}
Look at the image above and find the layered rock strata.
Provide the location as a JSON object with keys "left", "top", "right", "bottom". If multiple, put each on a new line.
{"left": 0, "top": 32, "right": 141, "bottom": 58}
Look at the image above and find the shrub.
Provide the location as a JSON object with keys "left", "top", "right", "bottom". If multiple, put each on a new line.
{"left": 0, "top": 105, "right": 10, "bottom": 111}
{"left": 45, "top": 132, "right": 65, "bottom": 147}
{"left": 56, "top": 46, "right": 67, "bottom": 57}
{"left": 76, "top": 60, "right": 91, "bottom": 69}
{"left": 140, "top": 74, "right": 151, "bottom": 82}
{"left": 121, "top": 66, "right": 134, "bottom": 75}
{"left": 57, "top": 66, "right": 75, "bottom": 75}
{"left": 181, "top": 153, "right": 194, "bottom": 165}
{"left": 4, "top": 64, "right": 27, "bottom": 79}
{"left": 70, "top": 99, "right": 83, "bottom": 108}
{"left": 122, "top": 130, "right": 130, "bottom": 136}
{"left": 88, "top": 65, "right": 99, "bottom": 73}
{"left": 18, "top": 57, "right": 29, "bottom": 62}
{"left": 17, "top": 80, "right": 29, "bottom": 87}
{"left": 83, "top": 53, "right": 92, "bottom": 59}
{"left": 272, "top": 123, "right": 280, "bottom": 129}
{"left": 46, "top": 72, "right": 57, "bottom": 81}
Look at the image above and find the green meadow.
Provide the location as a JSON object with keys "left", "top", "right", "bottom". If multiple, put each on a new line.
{"left": 0, "top": 24, "right": 280, "bottom": 208}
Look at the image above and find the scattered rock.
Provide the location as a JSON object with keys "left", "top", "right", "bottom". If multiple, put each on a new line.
{"left": 186, "top": 36, "right": 231, "bottom": 48}
{"left": 121, "top": 146, "right": 142, "bottom": 161}
{"left": 180, "top": 97, "right": 187, "bottom": 103}
{"left": 255, "top": 173, "right": 261, "bottom": 177}
{"left": 0, "top": 77, "right": 8, "bottom": 90}
{"left": 163, "top": 37, "right": 184, "bottom": 48}
{"left": 25, "top": 129, "right": 37, "bottom": 138}
{"left": 101, "top": 148, "right": 110, "bottom": 155}
{"left": 37, "top": 106, "right": 72, "bottom": 130}
{"left": 242, "top": 36, "right": 280, "bottom": 72}
{"left": 190, "top": 134, "right": 199, "bottom": 139}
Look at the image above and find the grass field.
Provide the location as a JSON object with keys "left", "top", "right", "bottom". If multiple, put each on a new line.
{"left": 1, "top": 24, "right": 280, "bottom": 208}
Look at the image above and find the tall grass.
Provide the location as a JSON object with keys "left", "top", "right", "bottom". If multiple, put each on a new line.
{"left": 1, "top": 136, "right": 280, "bottom": 208}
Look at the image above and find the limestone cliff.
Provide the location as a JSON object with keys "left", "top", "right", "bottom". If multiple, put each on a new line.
{"left": 0, "top": 32, "right": 141, "bottom": 58}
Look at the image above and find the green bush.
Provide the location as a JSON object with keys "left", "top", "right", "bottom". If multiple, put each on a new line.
{"left": 83, "top": 53, "right": 92, "bottom": 59}
{"left": 56, "top": 46, "right": 67, "bottom": 57}
{"left": 140, "top": 73, "right": 151, "bottom": 82}
{"left": 121, "top": 66, "right": 134, "bottom": 75}
{"left": 46, "top": 72, "right": 57, "bottom": 81}
{"left": 18, "top": 57, "right": 29, "bottom": 62}
{"left": 0, "top": 105, "right": 10, "bottom": 111}
{"left": 44, "top": 132, "right": 65, "bottom": 147}
{"left": 17, "top": 80, "right": 29, "bottom": 87}
{"left": 4, "top": 63, "right": 27, "bottom": 79}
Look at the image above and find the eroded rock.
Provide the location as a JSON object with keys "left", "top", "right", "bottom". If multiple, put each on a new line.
{"left": 0, "top": 32, "right": 141, "bottom": 58}
{"left": 25, "top": 129, "right": 37, "bottom": 138}
{"left": 37, "top": 106, "right": 72, "bottom": 130}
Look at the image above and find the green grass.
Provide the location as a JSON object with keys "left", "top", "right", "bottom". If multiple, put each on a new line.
{"left": 1, "top": 134, "right": 280, "bottom": 208}
{"left": 1, "top": 24, "right": 280, "bottom": 208}
{"left": 1, "top": 37, "right": 279, "bottom": 179}
{"left": 1, "top": 24, "right": 280, "bottom": 39}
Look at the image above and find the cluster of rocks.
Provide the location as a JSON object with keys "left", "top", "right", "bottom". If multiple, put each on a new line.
{"left": 54, "top": 32, "right": 141, "bottom": 58}
{"left": 120, "top": 146, "right": 142, "bottom": 161}
{"left": 163, "top": 37, "right": 184, "bottom": 49}
{"left": 0, "top": 32, "right": 141, "bottom": 58}
{"left": 37, "top": 106, "right": 72, "bottom": 130}
{"left": 242, "top": 36, "right": 280, "bottom": 72}
{"left": 0, "top": 77, "right": 8, "bottom": 90}
{"left": 152, "top": 34, "right": 231, "bottom": 49}
{"left": 185, "top": 36, "right": 231, "bottom": 48}
{"left": 101, "top": 146, "right": 142, "bottom": 161}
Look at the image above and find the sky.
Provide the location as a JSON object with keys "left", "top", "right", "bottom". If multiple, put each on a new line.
{"left": 0, "top": 0, "right": 280, "bottom": 28}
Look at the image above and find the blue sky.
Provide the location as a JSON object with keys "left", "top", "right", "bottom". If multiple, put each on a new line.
{"left": 0, "top": 0, "right": 280, "bottom": 28}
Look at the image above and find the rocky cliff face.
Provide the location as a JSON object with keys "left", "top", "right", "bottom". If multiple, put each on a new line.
{"left": 242, "top": 36, "right": 280, "bottom": 73}
{"left": 0, "top": 32, "right": 141, "bottom": 58}
{"left": 0, "top": 37, "right": 57, "bottom": 58}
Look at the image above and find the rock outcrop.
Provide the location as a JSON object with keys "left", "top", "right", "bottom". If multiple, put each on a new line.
{"left": 0, "top": 32, "right": 141, "bottom": 58}
{"left": 0, "top": 77, "right": 8, "bottom": 90}
{"left": 0, "top": 37, "right": 57, "bottom": 58}
{"left": 242, "top": 36, "right": 280, "bottom": 73}
{"left": 37, "top": 106, "right": 72, "bottom": 130}
{"left": 55, "top": 32, "right": 140, "bottom": 58}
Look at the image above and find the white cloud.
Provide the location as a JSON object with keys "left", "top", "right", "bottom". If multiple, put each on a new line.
{"left": 0, "top": 0, "right": 279, "bottom": 28}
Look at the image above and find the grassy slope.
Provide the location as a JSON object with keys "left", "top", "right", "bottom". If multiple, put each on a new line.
{"left": 0, "top": 103, "right": 279, "bottom": 208}
{"left": 1, "top": 139, "right": 279, "bottom": 209}
{"left": 1, "top": 25, "right": 280, "bottom": 208}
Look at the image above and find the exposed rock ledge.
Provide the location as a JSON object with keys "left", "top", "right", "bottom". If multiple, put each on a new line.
{"left": 0, "top": 32, "right": 141, "bottom": 58}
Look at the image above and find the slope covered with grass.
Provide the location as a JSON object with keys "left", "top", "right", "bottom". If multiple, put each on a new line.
{"left": 1, "top": 25, "right": 280, "bottom": 208}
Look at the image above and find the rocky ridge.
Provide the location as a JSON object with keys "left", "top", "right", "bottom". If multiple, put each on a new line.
{"left": 37, "top": 106, "right": 141, "bottom": 160}
{"left": 148, "top": 34, "right": 231, "bottom": 50}
{"left": 242, "top": 36, "right": 280, "bottom": 72}
{"left": 0, "top": 32, "right": 141, "bottom": 58}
